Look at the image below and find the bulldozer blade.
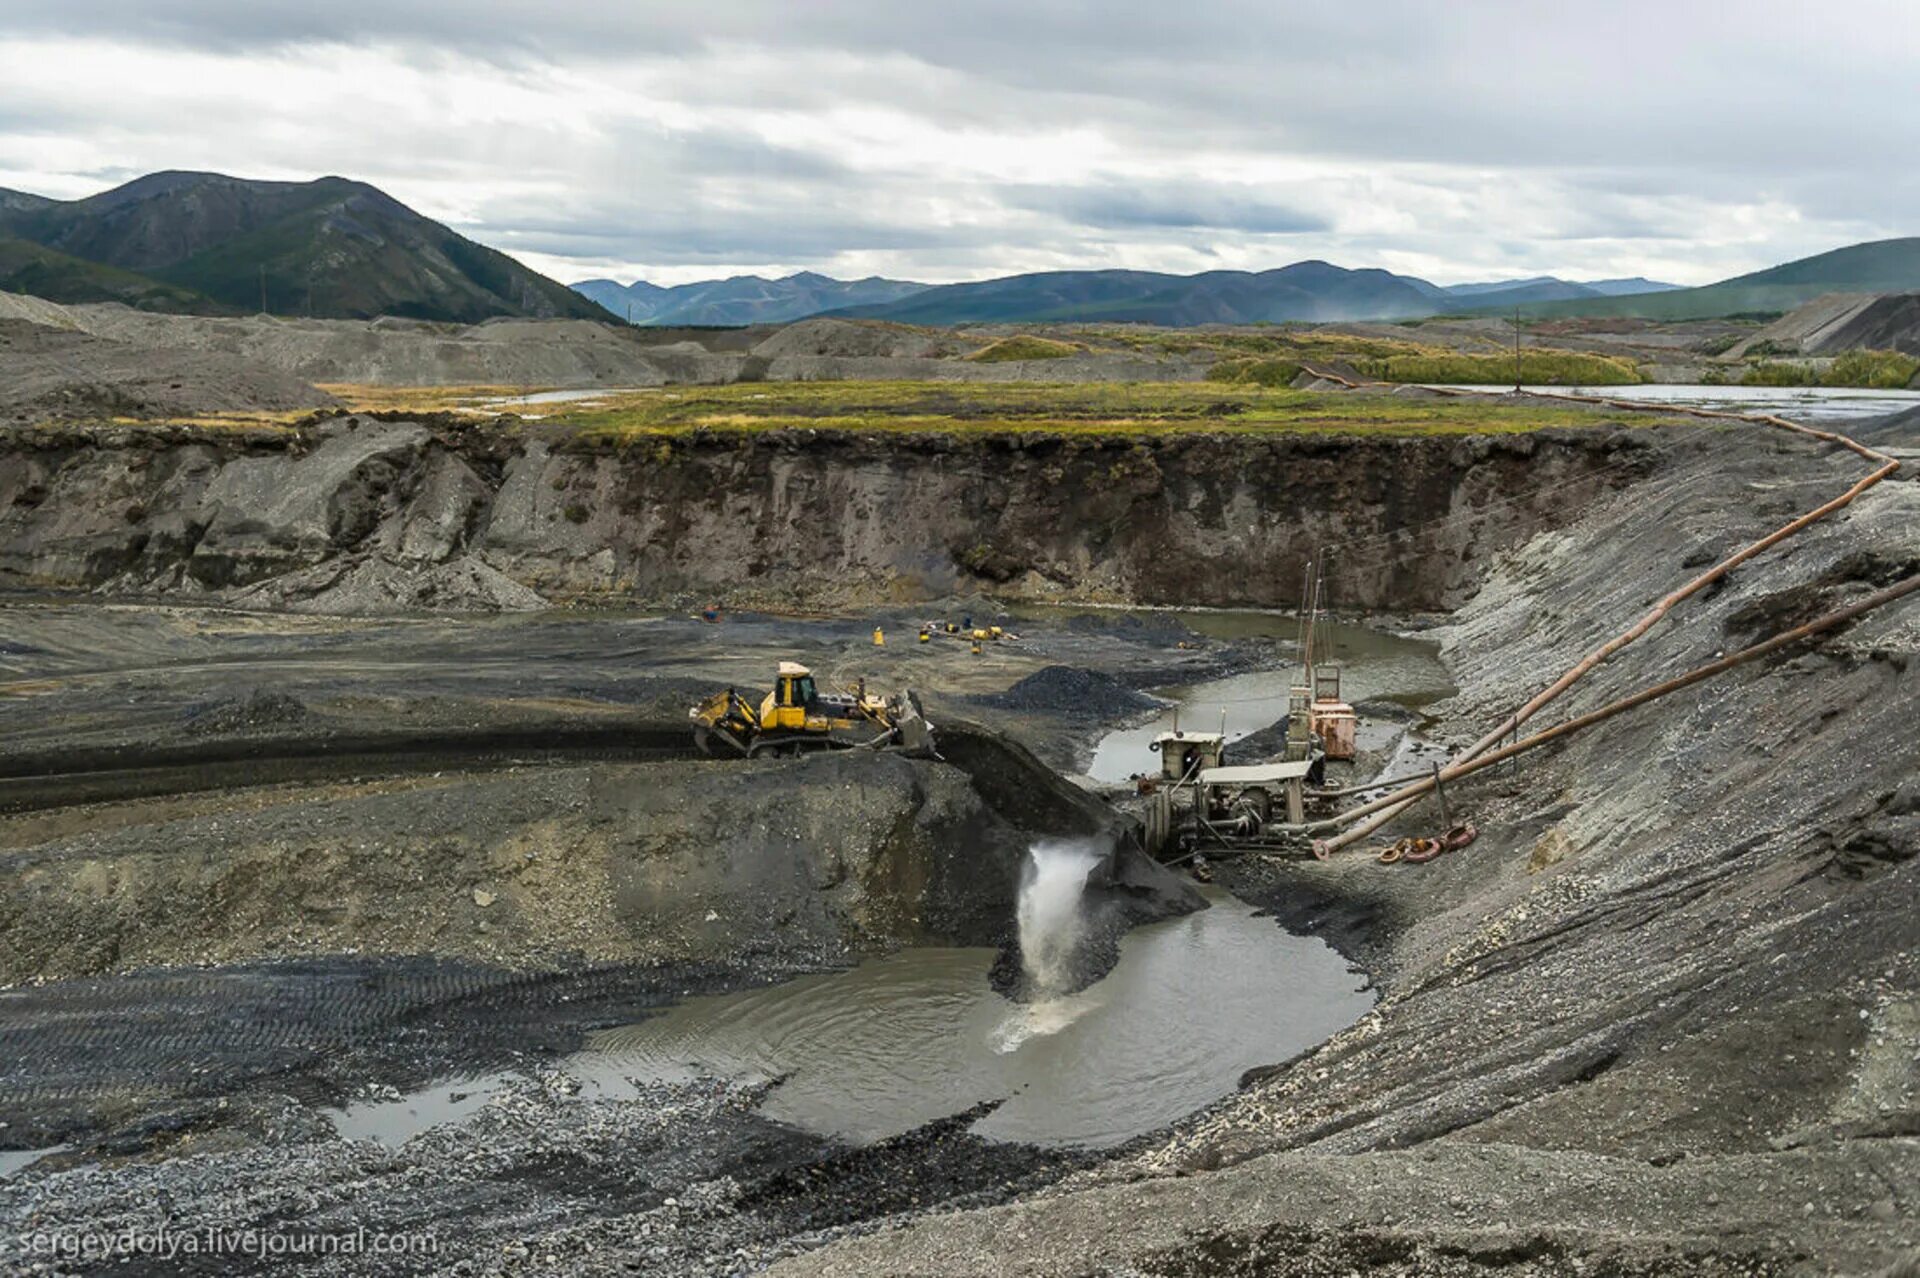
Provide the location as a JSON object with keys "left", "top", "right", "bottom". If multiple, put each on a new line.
{"left": 891, "top": 690, "right": 938, "bottom": 759}
{"left": 692, "top": 722, "right": 749, "bottom": 759}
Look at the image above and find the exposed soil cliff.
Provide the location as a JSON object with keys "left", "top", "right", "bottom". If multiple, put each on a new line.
{"left": 0, "top": 415, "right": 1669, "bottom": 613}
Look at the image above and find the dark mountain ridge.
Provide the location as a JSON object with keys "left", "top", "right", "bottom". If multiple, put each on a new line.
{"left": 571, "top": 271, "right": 927, "bottom": 326}
{"left": 0, "top": 171, "right": 605, "bottom": 324}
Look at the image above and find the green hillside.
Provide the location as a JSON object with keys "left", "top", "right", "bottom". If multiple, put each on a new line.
{"left": 1510, "top": 238, "right": 1920, "bottom": 320}
{"left": 0, "top": 235, "right": 225, "bottom": 313}
{"left": 0, "top": 172, "right": 608, "bottom": 324}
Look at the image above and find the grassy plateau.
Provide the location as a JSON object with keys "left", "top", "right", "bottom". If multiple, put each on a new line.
{"left": 346, "top": 381, "right": 1698, "bottom": 441}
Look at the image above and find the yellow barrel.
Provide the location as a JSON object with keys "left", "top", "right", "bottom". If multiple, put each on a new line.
{"left": 873, "top": 627, "right": 884, "bottom": 646}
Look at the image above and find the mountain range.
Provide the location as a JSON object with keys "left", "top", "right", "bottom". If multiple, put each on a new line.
{"left": 0, "top": 171, "right": 604, "bottom": 324}
{"left": 573, "top": 266, "right": 1683, "bottom": 327}
{"left": 0, "top": 170, "right": 1911, "bottom": 331}
{"left": 571, "top": 273, "right": 927, "bottom": 326}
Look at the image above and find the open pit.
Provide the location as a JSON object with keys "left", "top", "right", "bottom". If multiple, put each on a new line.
{"left": 0, "top": 389, "right": 1916, "bottom": 1276}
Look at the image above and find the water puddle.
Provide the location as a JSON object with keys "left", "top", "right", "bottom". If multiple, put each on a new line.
{"left": 0, "top": 1146, "right": 67, "bottom": 1178}
{"left": 1087, "top": 619, "right": 1453, "bottom": 783}
{"left": 571, "top": 886, "right": 1371, "bottom": 1148}
{"left": 1429, "top": 383, "right": 1920, "bottom": 423}
{"left": 327, "top": 1071, "right": 519, "bottom": 1147}
{"left": 479, "top": 387, "right": 654, "bottom": 407}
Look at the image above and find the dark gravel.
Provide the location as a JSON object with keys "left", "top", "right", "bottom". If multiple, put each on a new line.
{"left": 970, "top": 665, "right": 1163, "bottom": 718}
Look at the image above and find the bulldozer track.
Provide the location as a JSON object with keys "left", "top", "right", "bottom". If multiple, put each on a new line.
{"left": 0, "top": 723, "right": 703, "bottom": 814}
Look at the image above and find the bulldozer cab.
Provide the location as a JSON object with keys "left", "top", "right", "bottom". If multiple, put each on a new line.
{"left": 765, "top": 662, "right": 818, "bottom": 730}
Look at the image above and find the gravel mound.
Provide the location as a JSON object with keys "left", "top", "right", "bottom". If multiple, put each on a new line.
{"left": 0, "top": 289, "right": 82, "bottom": 330}
{"left": 0, "top": 318, "right": 336, "bottom": 420}
{"left": 750, "top": 318, "right": 975, "bottom": 360}
{"left": 973, "top": 666, "right": 1161, "bottom": 717}
{"left": 227, "top": 552, "right": 549, "bottom": 615}
{"left": 183, "top": 688, "right": 310, "bottom": 736}
{"left": 56, "top": 306, "right": 674, "bottom": 388}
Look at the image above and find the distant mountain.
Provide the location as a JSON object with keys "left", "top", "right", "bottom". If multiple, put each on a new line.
{"left": 1519, "top": 239, "right": 1920, "bottom": 320}
{"left": 1583, "top": 277, "right": 1684, "bottom": 297}
{"left": 1444, "top": 275, "right": 1569, "bottom": 297}
{"left": 571, "top": 272, "right": 928, "bottom": 326}
{"left": 833, "top": 262, "right": 1450, "bottom": 325}
{"left": 0, "top": 171, "right": 606, "bottom": 323}
{"left": 1443, "top": 276, "right": 1680, "bottom": 302}
{"left": 828, "top": 263, "right": 1691, "bottom": 327}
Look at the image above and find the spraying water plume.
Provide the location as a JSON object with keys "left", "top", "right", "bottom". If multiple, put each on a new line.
{"left": 1015, "top": 838, "right": 1106, "bottom": 998}
{"left": 991, "top": 838, "right": 1108, "bottom": 1053}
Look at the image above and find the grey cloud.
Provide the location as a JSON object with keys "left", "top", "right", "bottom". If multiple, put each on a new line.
{"left": 2, "top": 1, "right": 1914, "bottom": 285}
{"left": 474, "top": 196, "right": 1020, "bottom": 267}
{"left": 15, "top": 1, "right": 1910, "bottom": 174}
{"left": 1003, "top": 181, "right": 1330, "bottom": 235}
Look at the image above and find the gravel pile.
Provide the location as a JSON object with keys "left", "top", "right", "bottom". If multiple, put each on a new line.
{"left": 972, "top": 666, "right": 1161, "bottom": 718}
{"left": 0, "top": 318, "right": 336, "bottom": 421}
{"left": 182, "top": 688, "right": 310, "bottom": 736}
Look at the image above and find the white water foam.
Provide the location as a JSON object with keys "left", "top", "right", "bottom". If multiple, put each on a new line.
{"left": 992, "top": 838, "right": 1107, "bottom": 1053}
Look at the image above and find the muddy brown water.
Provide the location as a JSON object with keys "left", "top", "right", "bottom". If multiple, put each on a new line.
{"left": 328, "top": 889, "right": 1372, "bottom": 1150}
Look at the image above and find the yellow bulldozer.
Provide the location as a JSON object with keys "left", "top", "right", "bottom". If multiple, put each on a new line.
{"left": 690, "top": 661, "right": 937, "bottom": 759}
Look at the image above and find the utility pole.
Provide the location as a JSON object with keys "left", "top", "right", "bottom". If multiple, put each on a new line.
{"left": 1512, "top": 305, "right": 1521, "bottom": 390}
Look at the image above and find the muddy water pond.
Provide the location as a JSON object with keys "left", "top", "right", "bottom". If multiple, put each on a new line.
{"left": 575, "top": 889, "right": 1369, "bottom": 1147}
{"left": 1086, "top": 617, "right": 1454, "bottom": 784}
{"left": 327, "top": 891, "right": 1371, "bottom": 1151}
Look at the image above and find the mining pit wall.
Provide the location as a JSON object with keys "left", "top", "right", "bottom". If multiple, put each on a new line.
{"left": 0, "top": 416, "right": 1667, "bottom": 613}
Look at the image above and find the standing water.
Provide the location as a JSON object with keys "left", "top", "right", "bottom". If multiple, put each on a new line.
{"left": 567, "top": 865, "right": 1373, "bottom": 1147}
{"left": 1086, "top": 617, "right": 1455, "bottom": 784}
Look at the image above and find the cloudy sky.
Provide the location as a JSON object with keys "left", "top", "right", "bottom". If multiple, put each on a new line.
{"left": 1, "top": 1, "right": 1915, "bottom": 287}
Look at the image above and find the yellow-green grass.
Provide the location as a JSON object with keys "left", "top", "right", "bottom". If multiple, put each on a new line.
{"left": 36, "top": 380, "right": 1704, "bottom": 442}
{"left": 536, "top": 381, "right": 1689, "bottom": 441}
{"left": 317, "top": 383, "right": 535, "bottom": 413}
{"left": 1740, "top": 350, "right": 1920, "bottom": 390}
{"left": 1204, "top": 357, "right": 1304, "bottom": 387}
{"left": 1052, "top": 327, "right": 1641, "bottom": 384}
{"left": 1350, "top": 349, "right": 1642, "bottom": 386}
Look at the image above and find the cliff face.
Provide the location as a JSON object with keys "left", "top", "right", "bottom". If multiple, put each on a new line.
{"left": 0, "top": 417, "right": 1666, "bottom": 614}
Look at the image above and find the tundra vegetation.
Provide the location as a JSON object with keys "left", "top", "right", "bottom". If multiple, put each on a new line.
{"left": 1075, "top": 325, "right": 1643, "bottom": 385}
{"left": 508, "top": 382, "right": 1688, "bottom": 441}
{"left": 1739, "top": 348, "right": 1920, "bottom": 389}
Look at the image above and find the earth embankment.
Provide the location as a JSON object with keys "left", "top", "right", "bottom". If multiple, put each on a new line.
{"left": 0, "top": 415, "right": 1668, "bottom": 613}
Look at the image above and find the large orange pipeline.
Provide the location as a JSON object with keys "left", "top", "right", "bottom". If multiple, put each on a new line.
{"left": 1306, "top": 379, "right": 1903, "bottom": 855}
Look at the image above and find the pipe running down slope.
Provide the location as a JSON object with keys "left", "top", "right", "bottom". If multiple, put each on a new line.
{"left": 1303, "top": 382, "right": 1905, "bottom": 857}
